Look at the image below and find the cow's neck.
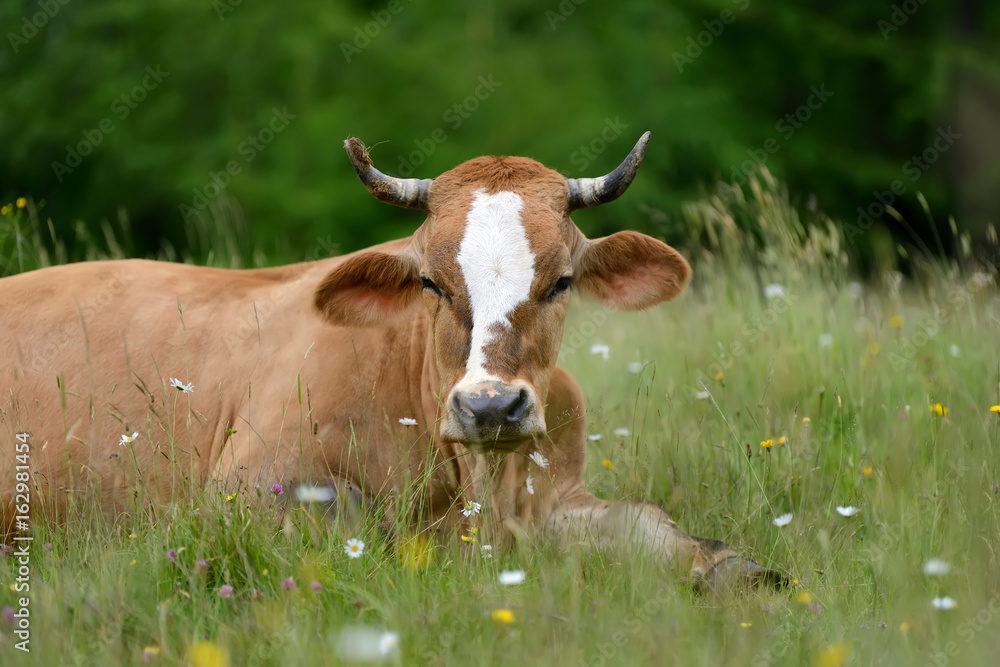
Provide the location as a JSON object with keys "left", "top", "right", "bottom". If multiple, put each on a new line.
{"left": 464, "top": 448, "right": 532, "bottom": 546}
{"left": 417, "top": 318, "right": 532, "bottom": 543}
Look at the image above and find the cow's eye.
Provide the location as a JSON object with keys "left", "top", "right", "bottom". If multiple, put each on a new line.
{"left": 546, "top": 276, "right": 572, "bottom": 301}
{"left": 421, "top": 277, "right": 442, "bottom": 297}
{"left": 422, "top": 277, "right": 452, "bottom": 303}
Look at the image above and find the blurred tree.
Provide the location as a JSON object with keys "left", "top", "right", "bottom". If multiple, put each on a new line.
{"left": 0, "top": 0, "right": 997, "bottom": 265}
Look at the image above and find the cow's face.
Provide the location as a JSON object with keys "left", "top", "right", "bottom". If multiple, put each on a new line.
{"left": 316, "top": 134, "right": 691, "bottom": 450}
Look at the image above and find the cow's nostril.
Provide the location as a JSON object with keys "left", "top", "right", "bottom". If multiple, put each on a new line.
{"left": 454, "top": 393, "right": 476, "bottom": 423}
{"left": 505, "top": 389, "right": 528, "bottom": 423}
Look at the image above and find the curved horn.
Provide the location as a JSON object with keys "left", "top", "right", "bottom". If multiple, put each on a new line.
{"left": 565, "top": 131, "right": 650, "bottom": 210}
{"left": 344, "top": 137, "right": 433, "bottom": 210}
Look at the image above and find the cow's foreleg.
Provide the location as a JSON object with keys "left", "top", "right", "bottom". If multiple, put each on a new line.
{"left": 544, "top": 492, "right": 782, "bottom": 590}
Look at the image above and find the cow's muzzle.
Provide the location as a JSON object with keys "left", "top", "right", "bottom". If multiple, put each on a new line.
{"left": 442, "top": 380, "right": 544, "bottom": 447}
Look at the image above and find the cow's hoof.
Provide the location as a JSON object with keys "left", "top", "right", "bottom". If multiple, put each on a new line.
{"left": 699, "top": 557, "right": 788, "bottom": 594}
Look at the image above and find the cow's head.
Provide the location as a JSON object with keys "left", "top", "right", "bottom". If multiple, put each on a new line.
{"left": 315, "top": 133, "right": 690, "bottom": 449}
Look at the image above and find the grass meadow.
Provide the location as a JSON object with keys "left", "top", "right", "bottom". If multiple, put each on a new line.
{"left": 2, "top": 174, "right": 1000, "bottom": 666}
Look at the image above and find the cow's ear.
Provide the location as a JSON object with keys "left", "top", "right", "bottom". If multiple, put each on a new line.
{"left": 573, "top": 231, "right": 691, "bottom": 310}
{"left": 314, "top": 250, "right": 422, "bottom": 326}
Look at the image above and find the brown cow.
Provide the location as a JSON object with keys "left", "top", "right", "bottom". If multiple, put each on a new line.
{"left": 0, "top": 133, "right": 781, "bottom": 589}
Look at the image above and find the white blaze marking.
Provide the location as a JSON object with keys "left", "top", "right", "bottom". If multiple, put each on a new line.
{"left": 456, "top": 190, "right": 534, "bottom": 384}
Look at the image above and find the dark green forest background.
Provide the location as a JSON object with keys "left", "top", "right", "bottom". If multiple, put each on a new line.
{"left": 2, "top": 0, "right": 999, "bottom": 265}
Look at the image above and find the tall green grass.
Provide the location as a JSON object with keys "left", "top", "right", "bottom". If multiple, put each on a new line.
{"left": 2, "top": 176, "right": 1000, "bottom": 666}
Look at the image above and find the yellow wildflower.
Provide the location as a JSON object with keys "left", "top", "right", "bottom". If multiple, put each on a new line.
{"left": 15, "top": 197, "right": 26, "bottom": 209}
{"left": 760, "top": 439, "right": 773, "bottom": 449}
{"left": 930, "top": 403, "right": 948, "bottom": 416}
{"left": 815, "top": 642, "right": 849, "bottom": 667}
{"left": 796, "top": 591, "right": 814, "bottom": 605}
{"left": 188, "top": 640, "right": 230, "bottom": 667}
{"left": 129, "top": 533, "right": 137, "bottom": 539}
{"left": 491, "top": 608, "right": 515, "bottom": 624}
{"left": 868, "top": 341, "right": 881, "bottom": 356}
{"left": 601, "top": 459, "right": 614, "bottom": 471}
{"left": 396, "top": 534, "right": 433, "bottom": 571}
{"left": 224, "top": 492, "right": 237, "bottom": 503}
{"left": 776, "top": 435, "right": 787, "bottom": 445}
{"left": 899, "top": 621, "right": 910, "bottom": 633}
{"left": 716, "top": 371, "right": 724, "bottom": 382}
{"left": 739, "top": 622, "right": 752, "bottom": 628}
{"left": 862, "top": 466, "right": 873, "bottom": 477}
{"left": 1, "top": 204, "right": 10, "bottom": 215}
{"left": 802, "top": 417, "right": 811, "bottom": 424}
{"left": 142, "top": 646, "right": 160, "bottom": 657}
{"left": 990, "top": 406, "right": 1000, "bottom": 413}
{"left": 890, "top": 315, "right": 903, "bottom": 328}
{"left": 130, "top": 559, "right": 136, "bottom": 566}
{"left": 460, "top": 535, "right": 475, "bottom": 543}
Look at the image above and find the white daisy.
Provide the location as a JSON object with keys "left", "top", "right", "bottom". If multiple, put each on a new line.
{"left": 589, "top": 344, "right": 610, "bottom": 361}
{"left": 922, "top": 558, "right": 951, "bottom": 576}
{"left": 120, "top": 431, "right": 139, "bottom": 446}
{"left": 836, "top": 506, "right": 859, "bottom": 517}
{"left": 525, "top": 474, "right": 534, "bottom": 495}
{"left": 335, "top": 627, "right": 399, "bottom": 662}
{"left": 773, "top": 513, "right": 793, "bottom": 527}
{"left": 344, "top": 538, "right": 365, "bottom": 559}
{"left": 764, "top": 283, "right": 786, "bottom": 300}
{"left": 295, "top": 484, "right": 336, "bottom": 503}
{"left": 169, "top": 378, "right": 194, "bottom": 394}
{"left": 499, "top": 570, "right": 526, "bottom": 586}
{"left": 614, "top": 427, "right": 630, "bottom": 437}
{"left": 378, "top": 632, "right": 399, "bottom": 655}
{"left": 627, "top": 361, "right": 644, "bottom": 374}
{"left": 398, "top": 417, "right": 418, "bottom": 426}
{"left": 932, "top": 596, "right": 957, "bottom": 610}
{"left": 528, "top": 451, "right": 549, "bottom": 469}
{"left": 461, "top": 500, "right": 481, "bottom": 517}
{"left": 480, "top": 544, "right": 493, "bottom": 558}
{"left": 818, "top": 333, "right": 833, "bottom": 349}
{"left": 587, "top": 433, "right": 602, "bottom": 441}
